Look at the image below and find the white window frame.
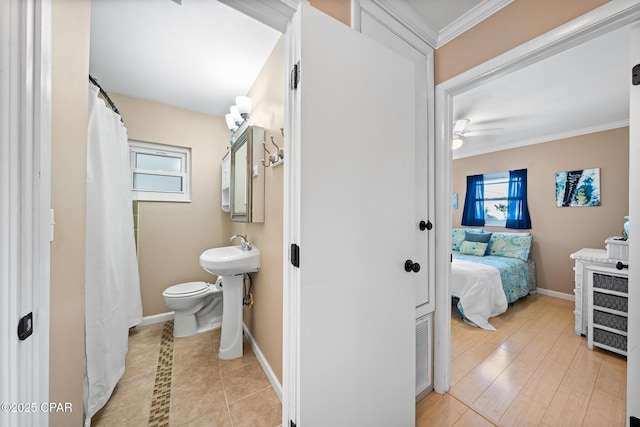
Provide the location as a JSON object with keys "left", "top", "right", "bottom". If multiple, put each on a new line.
{"left": 129, "top": 140, "right": 191, "bottom": 202}
{"left": 483, "top": 171, "right": 509, "bottom": 227}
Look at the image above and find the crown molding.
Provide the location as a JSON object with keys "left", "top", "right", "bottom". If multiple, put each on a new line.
{"left": 217, "top": 0, "right": 298, "bottom": 32}
{"left": 365, "top": 0, "right": 438, "bottom": 47}
{"left": 363, "top": 0, "right": 513, "bottom": 49}
{"left": 452, "top": 120, "right": 629, "bottom": 160}
{"left": 437, "top": 0, "right": 513, "bottom": 48}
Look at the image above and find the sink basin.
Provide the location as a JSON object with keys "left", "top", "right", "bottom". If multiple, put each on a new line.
{"left": 199, "top": 245, "right": 260, "bottom": 276}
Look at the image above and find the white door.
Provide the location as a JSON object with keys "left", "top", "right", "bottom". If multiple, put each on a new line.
{"left": 359, "top": 3, "right": 435, "bottom": 312}
{"left": 284, "top": 3, "right": 416, "bottom": 426}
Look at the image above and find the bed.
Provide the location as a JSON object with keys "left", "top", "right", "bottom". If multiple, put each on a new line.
{"left": 451, "top": 228, "right": 536, "bottom": 330}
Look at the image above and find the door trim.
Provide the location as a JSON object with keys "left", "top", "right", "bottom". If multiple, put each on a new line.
{"left": 1, "top": 0, "right": 52, "bottom": 425}
{"left": 627, "top": 20, "right": 640, "bottom": 426}
{"left": 434, "top": 0, "right": 640, "bottom": 393}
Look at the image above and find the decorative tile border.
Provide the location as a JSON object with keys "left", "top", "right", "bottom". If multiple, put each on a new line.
{"left": 148, "top": 321, "right": 174, "bottom": 427}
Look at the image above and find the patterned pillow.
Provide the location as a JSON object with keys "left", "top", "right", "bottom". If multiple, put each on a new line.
{"left": 487, "top": 233, "right": 532, "bottom": 261}
{"left": 459, "top": 241, "right": 488, "bottom": 256}
{"left": 465, "top": 231, "right": 492, "bottom": 243}
{"left": 452, "top": 228, "right": 482, "bottom": 251}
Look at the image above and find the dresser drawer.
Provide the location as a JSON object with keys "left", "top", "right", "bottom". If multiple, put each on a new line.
{"left": 593, "top": 272, "right": 628, "bottom": 293}
{"left": 593, "top": 309, "right": 627, "bottom": 332}
{"left": 593, "top": 292, "right": 628, "bottom": 312}
{"left": 593, "top": 327, "right": 627, "bottom": 352}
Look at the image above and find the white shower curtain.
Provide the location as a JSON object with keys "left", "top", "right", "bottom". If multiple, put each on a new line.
{"left": 84, "top": 82, "right": 143, "bottom": 426}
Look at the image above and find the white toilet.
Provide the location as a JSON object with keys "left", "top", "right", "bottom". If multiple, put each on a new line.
{"left": 162, "top": 280, "right": 223, "bottom": 338}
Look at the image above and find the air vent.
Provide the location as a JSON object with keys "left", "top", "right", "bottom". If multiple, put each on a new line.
{"left": 416, "top": 313, "right": 432, "bottom": 397}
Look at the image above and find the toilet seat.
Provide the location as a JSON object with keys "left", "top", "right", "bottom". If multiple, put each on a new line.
{"left": 163, "top": 281, "right": 210, "bottom": 298}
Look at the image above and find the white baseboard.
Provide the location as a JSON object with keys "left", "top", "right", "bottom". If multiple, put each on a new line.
{"left": 243, "top": 323, "right": 283, "bottom": 402}
{"left": 139, "top": 311, "right": 175, "bottom": 326}
{"left": 535, "top": 288, "right": 574, "bottom": 301}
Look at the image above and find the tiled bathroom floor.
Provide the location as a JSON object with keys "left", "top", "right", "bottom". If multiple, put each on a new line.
{"left": 91, "top": 321, "right": 282, "bottom": 427}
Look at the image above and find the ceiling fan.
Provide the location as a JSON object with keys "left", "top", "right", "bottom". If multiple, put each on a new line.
{"left": 452, "top": 119, "right": 503, "bottom": 149}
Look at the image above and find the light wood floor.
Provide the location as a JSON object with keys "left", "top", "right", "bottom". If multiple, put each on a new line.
{"left": 416, "top": 293, "right": 627, "bottom": 426}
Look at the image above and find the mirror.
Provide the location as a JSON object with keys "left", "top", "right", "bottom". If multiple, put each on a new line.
{"left": 230, "top": 125, "right": 265, "bottom": 222}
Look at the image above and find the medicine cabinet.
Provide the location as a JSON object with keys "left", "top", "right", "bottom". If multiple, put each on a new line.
{"left": 230, "top": 125, "right": 265, "bottom": 222}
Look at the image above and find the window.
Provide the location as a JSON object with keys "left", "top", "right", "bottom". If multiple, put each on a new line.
{"left": 129, "top": 140, "right": 191, "bottom": 202}
{"left": 461, "top": 169, "right": 531, "bottom": 229}
{"left": 483, "top": 172, "right": 509, "bottom": 227}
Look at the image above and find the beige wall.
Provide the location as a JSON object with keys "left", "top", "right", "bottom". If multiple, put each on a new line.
{"left": 50, "top": 0, "right": 90, "bottom": 425}
{"left": 434, "top": 0, "right": 608, "bottom": 84}
{"left": 453, "top": 128, "right": 629, "bottom": 295}
{"left": 231, "top": 37, "right": 285, "bottom": 384}
{"left": 109, "top": 93, "right": 232, "bottom": 316}
{"left": 109, "top": 37, "right": 285, "bottom": 383}
{"left": 310, "top": 0, "right": 351, "bottom": 26}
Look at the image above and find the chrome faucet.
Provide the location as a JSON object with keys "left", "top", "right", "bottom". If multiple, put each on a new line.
{"left": 230, "top": 234, "right": 252, "bottom": 251}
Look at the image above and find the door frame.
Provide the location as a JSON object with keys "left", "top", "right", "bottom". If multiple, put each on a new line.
{"left": 1, "top": 0, "right": 52, "bottom": 425}
{"left": 627, "top": 21, "right": 640, "bottom": 425}
{"left": 434, "top": 0, "right": 640, "bottom": 394}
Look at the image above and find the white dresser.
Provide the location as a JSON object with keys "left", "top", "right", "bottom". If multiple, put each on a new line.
{"left": 586, "top": 265, "right": 628, "bottom": 356}
{"left": 570, "top": 249, "right": 618, "bottom": 335}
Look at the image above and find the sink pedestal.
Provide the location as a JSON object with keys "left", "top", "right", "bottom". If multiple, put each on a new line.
{"left": 199, "top": 244, "right": 260, "bottom": 360}
{"left": 218, "top": 274, "right": 244, "bottom": 359}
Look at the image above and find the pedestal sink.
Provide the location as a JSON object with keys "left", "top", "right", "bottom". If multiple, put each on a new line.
{"left": 199, "top": 241, "right": 260, "bottom": 360}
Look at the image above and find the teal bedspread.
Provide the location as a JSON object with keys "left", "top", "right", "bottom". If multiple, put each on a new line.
{"left": 452, "top": 252, "right": 536, "bottom": 303}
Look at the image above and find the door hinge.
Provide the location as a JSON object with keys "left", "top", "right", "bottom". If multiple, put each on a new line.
{"left": 291, "top": 243, "right": 300, "bottom": 268}
{"left": 18, "top": 312, "right": 33, "bottom": 341}
{"left": 290, "top": 61, "right": 300, "bottom": 91}
{"left": 633, "top": 64, "right": 640, "bottom": 86}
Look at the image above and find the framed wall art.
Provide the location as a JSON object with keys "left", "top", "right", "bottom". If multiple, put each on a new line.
{"left": 555, "top": 168, "right": 601, "bottom": 207}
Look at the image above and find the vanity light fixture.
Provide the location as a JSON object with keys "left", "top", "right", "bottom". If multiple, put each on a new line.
{"left": 235, "top": 96, "right": 252, "bottom": 119}
{"left": 225, "top": 114, "right": 236, "bottom": 131}
{"left": 226, "top": 96, "right": 253, "bottom": 135}
{"left": 452, "top": 137, "right": 464, "bottom": 150}
{"left": 230, "top": 105, "right": 243, "bottom": 125}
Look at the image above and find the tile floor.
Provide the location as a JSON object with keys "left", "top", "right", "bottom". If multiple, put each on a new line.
{"left": 91, "top": 321, "right": 282, "bottom": 427}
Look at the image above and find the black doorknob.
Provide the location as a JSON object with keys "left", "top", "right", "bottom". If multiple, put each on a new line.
{"left": 419, "top": 220, "right": 432, "bottom": 231}
{"left": 404, "top": 260, "right": 421, "bottom": 273}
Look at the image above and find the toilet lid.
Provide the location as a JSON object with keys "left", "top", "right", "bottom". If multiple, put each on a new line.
{"left": 163, "top": 281, "right": 209, "bottom": 297}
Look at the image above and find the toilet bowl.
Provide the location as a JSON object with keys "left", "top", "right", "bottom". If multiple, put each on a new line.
{"left": 162, "top": 281, "right": 223, "bottom": 338}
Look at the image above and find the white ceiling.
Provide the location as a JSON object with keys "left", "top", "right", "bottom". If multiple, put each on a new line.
{"left": 89, "top": 0, "right": 491, "bottom": 117}
{"left": 452, "top": 25, "right": 630, "bottom": 158}
{"left": 89, "top": 0, "right": 281, "bottom": 117}
{"left": 89, "top": 0, "right": 629, "bottom": 159}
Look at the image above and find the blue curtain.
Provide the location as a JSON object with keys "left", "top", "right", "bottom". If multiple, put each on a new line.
{"left": 461, "top": 174, "right": 485, "bottom": 226}
{"left": 506, "top": 168, "right": 532, "bottom": 229}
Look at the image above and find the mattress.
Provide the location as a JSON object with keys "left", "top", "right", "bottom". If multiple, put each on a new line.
{"left": 452, "top": 251, "right": 536, "bottom": 330}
